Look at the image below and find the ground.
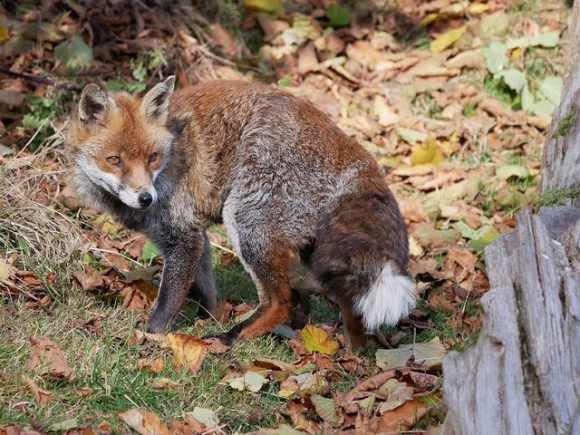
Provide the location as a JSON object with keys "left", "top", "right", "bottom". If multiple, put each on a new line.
{"left": 0, "top": 0, "right": 571, "bottom": 433}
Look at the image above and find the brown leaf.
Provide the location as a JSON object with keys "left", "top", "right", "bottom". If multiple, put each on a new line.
{"left": 23, "top": 376, "right": 52, "bottom": 404}
{"left": 374, "top": 399, "right": 427, "bottom": 433}
{"left": 119, "top": 408, "right": 170, "bottom": 435}
{"left": 152, "top": 378, "right": 180, "bottom": 390}
{"left": 28, "top": 337, "right": 74, "bottom": 380}
{"left": 298, "top": 43, "right": 318, "bottom": 74}
{"left": 137, "top": 358, "right": 164, "bottom": 374}
{"left": 253, "top": 358, "right": 295, "bottom": 375}
{"left": 120, "top": 286, "right": 150, "bottom": 311}
{"left": 72, "top": 270, "right": 104, "bottom": 292}
{"left": 204, "top": 337, "right": 231, "bottom": 354}
{"left": 345, "top": 370, "right": 399, "bottom": 401}
{"left": 167, "top": 333, "right": 208, "bottom": 374}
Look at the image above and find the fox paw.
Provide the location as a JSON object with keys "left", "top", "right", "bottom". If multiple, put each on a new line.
{"left": 202, "top": 331, "right": 238, "bottom": 347}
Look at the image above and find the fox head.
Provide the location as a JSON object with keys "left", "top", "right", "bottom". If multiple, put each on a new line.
{"left": 69, "top": 76, "right": 175, "bottom": 210}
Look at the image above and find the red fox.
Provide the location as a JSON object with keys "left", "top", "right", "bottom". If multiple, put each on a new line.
{"left": 68, "top": 77, "right": 415, "bottom": 349}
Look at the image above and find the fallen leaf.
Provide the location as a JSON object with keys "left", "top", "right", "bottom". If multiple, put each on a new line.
{"left": 119, "top": 408, "right": 170, "bottom": 435}
{"left": 377, "top": 379, "right": 414, "bottom": 413}
{"left": 431, "top": 26, "right": 466, "bottom": 53}
{"left": 410, "top": 138, "right": 444, "bottom": 166}
{"left": 301, "top": 325, "right": 339, "bottom": 355}
{"left": 167, "top": 333, "right": 208, "bottom": 374}
{"left": 152, "top": 378, "right": 180, "bottom": 390}
{"left": 72, "top": 270, "right": 104, "bottom": 292}
{"left": 376, "top": 337, "right": 445, "bottom": 370}
{"left": 187, "top": 407, "right": 219, "bottom": 429}
{"left": 23, "top": 376, "right": 52, "bottom": 404}
{"left": 227, "top": 371, "right": 269, "bottom": 392}
{"left": 137, "top": 358, "right": 164, "bottom": 374}
{"left": 375, "top": 399, "right": 428, "bottom": 433}
{"left": 374, "top": 97, "right": 400, "bottom": 127}
{"left": 311, "top": 394, "right": 342, "bottom": 427}
{"left": 28, "top": 337, "right": 74, "bottom": 380}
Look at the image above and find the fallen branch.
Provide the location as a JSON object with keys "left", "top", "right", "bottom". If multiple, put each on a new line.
{"left": 0, "top": 68, "right": 83, "bottom": 92}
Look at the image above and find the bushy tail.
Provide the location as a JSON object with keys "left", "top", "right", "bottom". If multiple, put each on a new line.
{"left": 354, "top": 261, "right": 416, "bottom": 332}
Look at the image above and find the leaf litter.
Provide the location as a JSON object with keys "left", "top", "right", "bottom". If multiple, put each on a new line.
{"left": 0, "top": 0, "right": 569, "bottom": 432}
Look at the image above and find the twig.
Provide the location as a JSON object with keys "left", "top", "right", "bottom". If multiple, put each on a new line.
{"left": 0, "top": 68, "right": 83, "bottom": 91}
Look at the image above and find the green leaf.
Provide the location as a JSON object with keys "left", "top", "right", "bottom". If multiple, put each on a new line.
{"left": 469, "top": 230, "right": 500, "bottom": 252}
{"left": 496, "top": 164, "right": 529, "bottom": 180}
{"left": 141, "top": 240, "right": 162, "bottom": 261}
{"left": 506, "top": 32, "right": 560, "bottom": 49}
{"left": 311, "top": 394, "right": 342, "bottom": 426}
{"left": 522, "top": 84, "right": 535, "bottom": 112}
{"left": 396, "top": 127, "right": 427, "bottom": 144}
{"left": 480, "top": 11, "right": 509, "bottom": 39}
{"left": 482, "top": 42, "right": 508, "bottom": 74}
{"left": 496, "top": 68, "right": 526, "bottom": 92}
{"left": 326, "top": 4, "right": 350, "bottom": 27}
{"left": 277, "top": 74, "right": 291, "bottom": 87}
{"left": 537, "top": 76, "right": 563, "bottom": 106}
{"left": 54, "top": 35, "right": 93, "bottom": 70}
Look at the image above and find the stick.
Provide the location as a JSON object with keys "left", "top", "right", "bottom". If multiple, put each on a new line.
{"left": 0, "top": 68, "right": 83, "bottom": 91}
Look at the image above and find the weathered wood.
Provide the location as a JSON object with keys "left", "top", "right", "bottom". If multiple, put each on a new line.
{"left": 541, "top": 2, "right": 580, "bottom": 197}
{"left": 442, "top": 206, "right": 580, "bottom": 435}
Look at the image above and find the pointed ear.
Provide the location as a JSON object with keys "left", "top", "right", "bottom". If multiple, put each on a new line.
{"left": 140, "top": 76, "right": 175, "bottom": 123}
{"left": 78, "top": 84, "right": 110, "bottom": 125}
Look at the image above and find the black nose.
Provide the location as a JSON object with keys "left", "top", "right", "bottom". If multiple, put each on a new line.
{"left": 138, "top": 192, "right": 153, "bottom": 207}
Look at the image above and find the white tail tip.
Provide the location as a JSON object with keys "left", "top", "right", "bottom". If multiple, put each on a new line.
{"left": 354, "top": 261, "right": 416, "bottom": 332}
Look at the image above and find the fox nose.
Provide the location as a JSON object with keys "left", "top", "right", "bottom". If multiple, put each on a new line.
{"left": 138, "top": 192, "right": 153, "bottom": 208}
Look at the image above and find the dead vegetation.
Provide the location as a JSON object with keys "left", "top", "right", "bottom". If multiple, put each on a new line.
{"left": 0, "top": 0, "right": 572, "bottom": 433}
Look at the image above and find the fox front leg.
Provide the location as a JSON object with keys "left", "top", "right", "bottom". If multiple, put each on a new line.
{"left": 147, "top": 230, "right": 205, "bottom": 334}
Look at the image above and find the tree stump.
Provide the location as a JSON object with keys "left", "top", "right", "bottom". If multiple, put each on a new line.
{"left": 442, "top": 2, "right": 580, "bottom": 433}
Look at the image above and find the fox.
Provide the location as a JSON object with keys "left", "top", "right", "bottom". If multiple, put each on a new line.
{"left": 68, "top": 77, "right": 416, "bottom": 349}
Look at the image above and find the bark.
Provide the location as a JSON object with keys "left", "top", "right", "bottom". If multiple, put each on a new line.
{"left": 442, "top": 207, "right": 580, "bottom": 435}
{"left": 541, "top": 2, "right": 580, "bottom": 198}
{"left": 443, "top": 2, "right": 580, "bottom": 433}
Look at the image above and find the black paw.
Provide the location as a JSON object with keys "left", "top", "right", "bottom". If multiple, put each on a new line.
{"left": 202, "top": 331, "right": 238, "bottom": 346}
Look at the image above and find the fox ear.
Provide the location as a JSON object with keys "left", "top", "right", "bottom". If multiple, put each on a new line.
{"left": 141, "top": 76, "right": 175, "bottom": 123}
{"left": 78, "top": 84, "right": 110, "bottom": 125}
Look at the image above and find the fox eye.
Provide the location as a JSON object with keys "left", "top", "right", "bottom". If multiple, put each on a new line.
{"left": 148, "top": 152, "right": 159, "bottom": 164}
{"left": 106, "top": 156, "right": 122, "bottom": 166}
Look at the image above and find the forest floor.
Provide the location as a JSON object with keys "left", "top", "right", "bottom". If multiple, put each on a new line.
{"left": 0, "top": 0, "right": 572, "bottom": 433}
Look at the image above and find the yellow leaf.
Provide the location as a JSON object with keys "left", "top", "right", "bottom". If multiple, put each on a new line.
{"left": 410, "top": 138, "right": 444, "bottom": 166}
{"left": 468, "top": 3, "right": 491, "bottom": 15}
{"left": 511, "top": 47, "right": 522, "bottom": 59}
{"left": 430, "top": 26, "right": 466, "bottom": 53}
{"left": 420, "top": 13, "right": 438, "bottom": 26}
{"left": 167, "top": 333, "right": 208, "bottom": 374}
{"left": 0, "top": 27, "right": 9, "bottom": 42}
{"left": 243, "top": 0, "right": 282, "bottom": 14}
{"left": 301, "top": 325, "right": 339, "bottom": 355}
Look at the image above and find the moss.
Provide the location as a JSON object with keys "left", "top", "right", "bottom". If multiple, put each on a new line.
{"left": 536, "top": 186, "right": 580, "bottom": 208}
